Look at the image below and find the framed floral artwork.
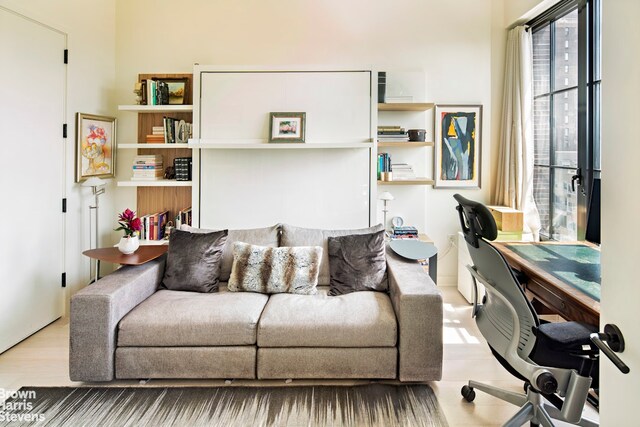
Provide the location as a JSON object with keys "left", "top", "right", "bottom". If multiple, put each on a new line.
{"left": 75, "top": 113, "right": 116, "bottom": 182}
{"left": 268, "top": 112, "right": 306, "bottom": 143}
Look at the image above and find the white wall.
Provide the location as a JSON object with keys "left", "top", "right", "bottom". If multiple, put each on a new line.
{"left": 504, "top": 0, "right": 561, "bottom": 26}
{"left": 0, "top": 0, "right": 116, "bottom": 312}
{"left": 115, "top": 0, "right": 507, "bottom": 285}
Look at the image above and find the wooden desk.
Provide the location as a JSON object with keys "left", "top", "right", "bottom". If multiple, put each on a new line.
{"left": 493, "top": 242, "right": 600, "bottom": 326}
{"left": 83, "top": 246, "right": 168, "bottom": 283}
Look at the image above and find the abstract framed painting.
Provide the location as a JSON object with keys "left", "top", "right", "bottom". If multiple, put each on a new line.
{"left": 75, "top": 113, "right": 117, "bottom": 182}
{"left": 433, "top": 105, "right": 482, "bottom": 189}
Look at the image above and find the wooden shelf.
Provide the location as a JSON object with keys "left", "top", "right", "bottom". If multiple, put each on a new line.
{"left": 378, "top": 141, "right": 434, "bottom": 148}
{"left": 118, "top": 105, "right": 193, "bottom": 113}
{"left": 377, "top": 178, "right": 434, "bottom": 185}
{"left": 189, "top": 139, "right": 373, "bottom": 149}
{"left": 119, "top": 143, "right": 190, "bottom": 149}
{"left": 117, "top": 180, "right": 192, "bottom": 187}
{"left": 378, "top": 102, "right": 434, "bottom": 112}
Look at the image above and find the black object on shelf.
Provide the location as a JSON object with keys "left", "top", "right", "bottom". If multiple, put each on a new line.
{"left": 378, "top": 72, "right": 386, "bottom": 103}
{"left": 174, "top": 157, "right": 192, "bottom": 181}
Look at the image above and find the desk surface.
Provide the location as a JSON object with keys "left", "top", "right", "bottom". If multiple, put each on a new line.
{"left": 493, "top": 241, "right": 600, "bottom": 326}
{"left": 82, "top": 245, "right": 168, "bottom": 265}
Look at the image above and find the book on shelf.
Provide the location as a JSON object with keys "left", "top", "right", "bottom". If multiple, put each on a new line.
{"left": 175, "top": 207, "right": 192, "bottom": 229}
{"left": 132, "top": 154, "right": 163, "bottom": 180}
{"left": 377, "top": 152, "right": 392, "bottom": 179}
{"left": 139, "top": 211, "right": 169, "bottom": 240}
{"left": 391, "top": 163, "right": 416, "bottom": 180}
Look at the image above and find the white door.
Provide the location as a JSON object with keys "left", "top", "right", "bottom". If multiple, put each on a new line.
{"left": 0, "top": 7, "right": 65, "bottom": 353}
{"left": 600, "top": 0, "right": 639, "bottom": 424}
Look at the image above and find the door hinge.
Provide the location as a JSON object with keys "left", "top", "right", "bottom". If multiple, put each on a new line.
{"left": 63, "top": 49, "right": 68, "bottom": 64}
{"left": 63, "top": 123, "right": 67, "bottom": 139}
{"left": 61, "top": 272, "right": 66, "bottom": 288}
{"left": 62, "top": 198, "right": 67, "bottom": 213}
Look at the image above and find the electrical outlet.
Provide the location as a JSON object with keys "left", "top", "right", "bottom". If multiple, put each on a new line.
{"left": 447, "top": 234, "right": 456, "bottom": 244}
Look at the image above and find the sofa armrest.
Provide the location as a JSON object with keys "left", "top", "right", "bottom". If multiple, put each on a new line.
{"left": 386, "top": 249, "right": 443, "bottom": 382}
{"left": 69, "top": 256, "right": 165, "bottom": 382}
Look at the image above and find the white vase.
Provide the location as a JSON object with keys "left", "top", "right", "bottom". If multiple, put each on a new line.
{"left": 118, "top": 235, "right": 139, "bottom": 254}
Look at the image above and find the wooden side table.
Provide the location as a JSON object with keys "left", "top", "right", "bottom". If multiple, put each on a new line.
{"left": 82, "top": 246, "right": 168, "bottom": 284}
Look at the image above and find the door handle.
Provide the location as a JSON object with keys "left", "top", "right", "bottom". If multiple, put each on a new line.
{"left": 571, "top": 168, "right": 582, "bottom": 192}
{"left": 590, "top": 324, "right": 630, "bottom": 374}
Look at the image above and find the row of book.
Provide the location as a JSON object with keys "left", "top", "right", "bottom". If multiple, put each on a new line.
{"left": 391, "top": 163, "right": 416, "bottom": 180}
{"left": 132, "top": 155, "right": 163, "bottom": 181}
{"left": 378, "top": 125, "right": 409, "bottom": 143}
{"left": 146, "top": 117, "right": 192, "bottom": 144}
{"left": 175, "top": 207, "right": 192, "bottom": 229}
{"left": 378, "top": 153, "right": 392, "bottom": 179}
{"left": 139, "top": 211, "right": 170, "bottom": 241}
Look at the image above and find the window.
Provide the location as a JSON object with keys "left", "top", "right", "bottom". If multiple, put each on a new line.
{"left": 530, "top": 0, "right": 601, "bottom": 241}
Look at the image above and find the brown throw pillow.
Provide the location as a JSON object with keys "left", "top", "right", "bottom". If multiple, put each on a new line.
{"left": 162, "top": 229, "right": 228, "bottom": 292}
{"left": 328, "top": 229, "right": 387, "bottom": 295}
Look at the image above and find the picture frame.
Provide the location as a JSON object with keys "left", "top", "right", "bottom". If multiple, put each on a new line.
{"left": 268, "top": 112, "right": 306, "bottom": 143}
{"left": 434, "top": 104, "right": 482, "bottom": 189}
{"left": 158, "top": 78, "right": 188, "bottom": 105}
{"left": 75, "top": 113, "right": 117, "bottom": 182}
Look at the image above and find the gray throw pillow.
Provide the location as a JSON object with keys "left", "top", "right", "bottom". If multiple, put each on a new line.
{"left": 228, "top": 242, "right": 322, "bottom": 295}
{"left": 162, "top": 229, "right": 228, "bottom": 293}
{"left": 328, "top": 229, "right": 387, "bottom": 296}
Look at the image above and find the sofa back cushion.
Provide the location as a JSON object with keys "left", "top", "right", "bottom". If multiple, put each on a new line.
{"left": 162, "top": 229, "right": 228, "bottom": 293}
{"left": 280, "top": 223, "right": 384, "bottom": 286}
{"left": 228, "top": 242, "right": 322, "bottom": 295}
{"left": 180, "top": 224, "right": 280, "bottom": 281}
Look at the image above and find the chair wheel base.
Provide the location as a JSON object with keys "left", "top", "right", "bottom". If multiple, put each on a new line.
{"left": 461, "top": 385, "right": 476, "bottom": 402}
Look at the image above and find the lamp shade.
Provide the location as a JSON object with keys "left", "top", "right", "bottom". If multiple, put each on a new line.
{"left": 82, "top": 177, "right": 106, "bottom": 187}
{"left": 379, "top": 191, "right": 394, "bottom": 201}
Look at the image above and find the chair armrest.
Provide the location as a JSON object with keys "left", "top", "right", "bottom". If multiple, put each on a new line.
{"left": 386, "top": 249, "right": 443, "bottom": 382}
{"left": 69, "top": 256, "right": 165, "bottom": 382}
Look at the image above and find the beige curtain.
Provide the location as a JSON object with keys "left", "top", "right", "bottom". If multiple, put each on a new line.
{"left": 494, "top": 26, "right": 541, "bottom": 240}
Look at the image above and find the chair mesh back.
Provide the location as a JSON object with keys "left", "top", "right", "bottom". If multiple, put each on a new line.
{"left": 467, "top": 239, "right": 539, "bottom": 360}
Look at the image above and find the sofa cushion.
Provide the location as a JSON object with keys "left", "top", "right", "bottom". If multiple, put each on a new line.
{"left": 257, "top": 287, "right": 397, "bottom": 347}
{"left": 228, "top": 242, "right": 322, "bottom": 295}
{"left": 280, "top": 224, "right": 384, "bottom": 285}
{"left": 162, "top": 229, "right": 227, "bottom": 293}
{"left": 328, "top": 229, "right": 387, "bottom": 295}
{"left": 181, "top": 224, "right": 280, "bottom": 281}
{"left": 118, "top": 287, "right": 268, "bottom": 346}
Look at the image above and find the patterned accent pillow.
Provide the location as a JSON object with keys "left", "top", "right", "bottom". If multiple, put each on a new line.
{"left": 228, "top": 242, "right": 322, "bottom": 295}
{"left": 162, "top": 229, "right": 228, "bottom": 293}
{"left": 328, "top": 229, "right": 387, "bottom": 295}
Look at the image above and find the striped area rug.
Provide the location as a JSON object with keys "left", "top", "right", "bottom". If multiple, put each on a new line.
{"left": 0, "top": 384, "right": 448, "bottom": 427}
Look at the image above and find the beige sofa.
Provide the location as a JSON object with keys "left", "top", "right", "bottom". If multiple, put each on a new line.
{"left": 70, "top": 224, "right": 443, "bottom": 382}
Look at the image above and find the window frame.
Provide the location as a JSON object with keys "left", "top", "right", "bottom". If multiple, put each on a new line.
{"left": 529, "top": 0, "right": 600, "bottom": 241}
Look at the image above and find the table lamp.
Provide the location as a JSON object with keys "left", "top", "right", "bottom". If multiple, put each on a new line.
{"left": 379, "top": 191, "right": 394, "bottom": 231}
{"left": 82, "top": 177, "right": 106, "bottom": 283}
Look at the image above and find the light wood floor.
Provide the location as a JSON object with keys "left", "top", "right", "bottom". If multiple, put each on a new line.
{"left": 0, "top": 287, "right": 597, "bottom": 426}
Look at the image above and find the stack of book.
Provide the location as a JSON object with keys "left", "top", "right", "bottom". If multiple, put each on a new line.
{"left": 392, "top": 226, "right": 419, "bottom": 239}
{"left": 174, "top": 157, "right": 192, "bottom": 181}
{"left": 139, "top": 211, "right": 169, "bottom": 241}
{"left": 145, "top": 126, "right": 164, "bottom": 143}
{"left": 132, "top": 155, "right": 163, "bottom": 181}
{"left": 378, "top": 125, "right": 409, "bottom": 143}
{"left": 391, "top": 163, "right": 416, "bottom": 180}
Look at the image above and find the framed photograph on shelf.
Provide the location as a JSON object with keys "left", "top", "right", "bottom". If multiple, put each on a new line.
{"left": 268, "top": 112, "right": 306, "bottom": 143}
{"left": 160, "top": 78, "right": 188, "bottom": 105}
{"left": 75, "top": 113, "right": 117, "bottom": 182}
{"left": 434, "top": 104, "right": 482, "bottom": 189}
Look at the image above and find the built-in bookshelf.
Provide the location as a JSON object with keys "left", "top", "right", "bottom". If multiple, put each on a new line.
{"left": 117, "top": 73, "right": 194, "bottom": 238}
{"left": 377, "top": 102, "right": 435, "bottom": 186}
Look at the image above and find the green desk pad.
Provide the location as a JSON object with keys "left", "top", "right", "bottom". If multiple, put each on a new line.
{"left": 504, "top": 243, "right": 601, "bottom": 302}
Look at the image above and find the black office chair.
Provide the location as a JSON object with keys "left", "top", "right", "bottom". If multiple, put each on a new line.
{"left": 454, "top": 194, "right": 602, "bottom": 427}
